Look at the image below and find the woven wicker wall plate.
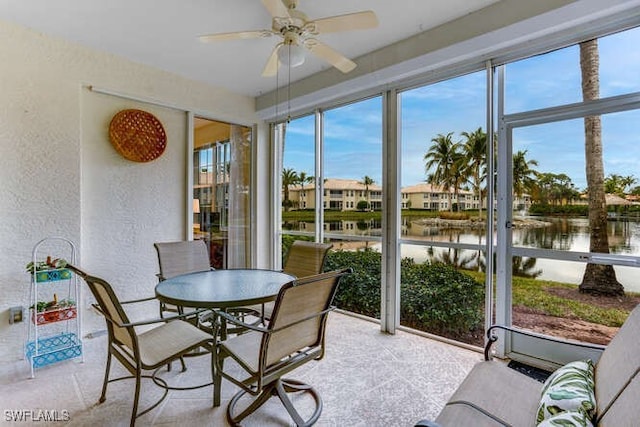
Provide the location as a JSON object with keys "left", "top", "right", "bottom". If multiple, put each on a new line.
{"left": 109, "top": 109, "right": 167, "bottom": 162}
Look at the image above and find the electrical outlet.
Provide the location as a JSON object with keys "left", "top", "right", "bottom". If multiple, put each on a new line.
{"left": 9, "top": 306, "right": 23, "bottom": 324}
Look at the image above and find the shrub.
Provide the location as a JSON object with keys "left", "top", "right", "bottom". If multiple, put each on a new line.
{"left": 528, "top": 203, "right": 588, "bottom": 216}
{"left": 439, "top": 211, "right": 470, "bottom": 220}
{"left": 401, "top": 260, "right": 483, "bottom": 336}
{"left": 324, "top": 250, "right": 484, "bottom": 338}
{"left": 324, "top": 249, "right": 381, "bottom": 317}
{"left": 356, "top": 200, "right": 370, "bottom": 211}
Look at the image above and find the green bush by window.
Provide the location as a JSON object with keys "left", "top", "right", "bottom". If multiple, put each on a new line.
{"left": 323, "top": 249, "right": 484, "bottom": 337}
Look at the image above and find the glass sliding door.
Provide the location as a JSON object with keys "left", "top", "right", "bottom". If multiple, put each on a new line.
{"left": 323, "top": 97, "right": 383, "bottom": 320}
{"left": 276, "top": 99, "right": 384, "bottom": 320}
{"left": 279, "top": 114, "right": 317, "bottom": 259}
{"left": 399, "top": 71, "right": 488, "bottom": 346}
{"left": 496, "top": 26, "right": 640, "bottom": 366}
{"left": 193, "top": 117, "right": 252, "bottom": 269}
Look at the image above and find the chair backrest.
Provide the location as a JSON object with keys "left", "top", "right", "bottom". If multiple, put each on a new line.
{"left": 283, "top": 240, "right": 333, "bottom": 279}
{"left": 594, "top": 303, "right": 640, "bottom": 424}
{"left": 154, "top": 240, "right": 211, "bottom": 281}
{"left": 263, "top": 268, "right": 350, "bottom": 367}
{"left": 67, "top": 265, "right": 136, "bottom": 350}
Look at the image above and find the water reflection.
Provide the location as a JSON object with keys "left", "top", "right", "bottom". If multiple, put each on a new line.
{"left": 516, "top": 217, "right": 637, "bottom": 253}
{"left": 285, "top": 216, "right": 640, "bottom": 291}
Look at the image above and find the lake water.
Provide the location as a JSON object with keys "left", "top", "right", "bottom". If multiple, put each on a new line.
{"left": 285, "top": 216, "right": 640, "bottom": 293}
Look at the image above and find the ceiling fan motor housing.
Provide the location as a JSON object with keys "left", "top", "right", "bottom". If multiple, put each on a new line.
{"left": 273, "top": 8, "right": 309, "bottom": 36}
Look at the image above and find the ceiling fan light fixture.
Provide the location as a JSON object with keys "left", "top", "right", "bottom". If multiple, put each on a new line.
{"left": 277, "top": 43, "right": 305, "bottom": 68}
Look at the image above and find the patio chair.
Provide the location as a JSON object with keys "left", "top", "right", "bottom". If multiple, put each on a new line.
{"left": 68, "top": 265, "right": 214, "bottom": 427}
{"left": 252, "top": 240, "right": 333, "bottom": 322}
{"left": 155, "top": 239, "right": 259, "bottom": 334}
{"left": 214, "top": 268, "right": 352, "bottom": 427}
{"left": 284, "top": 240, "right": 334, "bottom": 278}
{"left": 154, "top": 240, "right": 212, "bottom": 316}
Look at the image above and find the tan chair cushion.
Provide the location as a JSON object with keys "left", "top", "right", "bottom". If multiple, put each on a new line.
{"left": 137, "top": 320, "right": 211, "bottom": 368}
{"left": 220, "top": 330, "right": 262, "bottom": 373}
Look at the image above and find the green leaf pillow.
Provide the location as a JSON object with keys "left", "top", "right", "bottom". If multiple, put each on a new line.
{"left": 537, "top": 410, "right": 594, "bottom": 427}
{"left": 536, "top": 360, "right": 596, "bottom": 424}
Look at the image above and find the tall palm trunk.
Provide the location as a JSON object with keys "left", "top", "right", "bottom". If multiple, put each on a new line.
{"left": 578, "top": 39, "right": 624, "bottom": 296}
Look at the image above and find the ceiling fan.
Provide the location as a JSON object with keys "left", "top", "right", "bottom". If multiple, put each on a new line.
{"left": 198, "top": 0, "right": 378, "bottom": 76}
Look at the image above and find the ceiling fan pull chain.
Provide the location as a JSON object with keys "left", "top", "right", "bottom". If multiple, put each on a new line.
{"left": 287, "top": 43, "right": 292, "bottom": 124}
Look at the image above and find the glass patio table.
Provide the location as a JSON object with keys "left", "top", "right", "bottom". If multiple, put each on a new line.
{"left": 155, "top": 268, "right": 294, "bottom": 309}
{"left": 154, "top": 268, "right": 295, "bottom": 406}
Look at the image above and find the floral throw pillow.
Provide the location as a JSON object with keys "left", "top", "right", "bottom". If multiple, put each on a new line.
{"left": 537, "top": 410, "right": 594, "bottom": 427}
{"left": 536, "top": 360, "right": 596, "bottom": 424}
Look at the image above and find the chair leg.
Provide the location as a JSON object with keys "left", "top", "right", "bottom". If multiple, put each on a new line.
{"left": 160, "top": 303, "right": 174, "bottom": 373}
{"left": 130, "top": 369, "right": 142, "bottom": 427}
{"left": 99, "top": 350, "right": 112, "bottom": 403}
{"left": 275, "top": 380, "right": 306, "bottom": 426}
{"left": 275, "top": 379, "right": 322, "bottom": 427}
{"left": 213, "top": 350, "right": 222, "bottom": 407}
{"left": 226, "top": 379, "right": 322, "bottom": 427}
{"left": 227, "top": 386, "right": 274, "bottom": 426}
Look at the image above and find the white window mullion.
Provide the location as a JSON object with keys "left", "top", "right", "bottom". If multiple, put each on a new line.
{"left": 315, "top": 109, "right": 324, "bottom": 243}
{"left": 381, "top": 89, "right": 400, "bottom": 333}
{"left": 496, "top": 65, "right": 513, "bottom": 342}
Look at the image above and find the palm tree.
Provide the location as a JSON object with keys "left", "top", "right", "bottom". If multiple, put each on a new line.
{"left": 424, "top": 132, "right": 460, "bottom": 211}
{"left": 620, "top": 175, "right": 637, "bottom": 194}
{"left": 281, "top": 168, "right": 298, "bottom": 212}
{"left": 461, "top": 127, "right": 487, "bottom": 217}
{"left": 297, "top": 171, "right": 313, "bottom": 188}
{"left": 450, "top": 151, "right": 468, "bottom": 212}
{"left": 512, "top": 150, "right": 539, "bottom": 200}
{"left": 578, "top": 39, "right": 624, "bottom": 296}
{"left": 604, "top": 174, "right": 637, "bottom": 196}
{"left": 360, "top": 175, "right": 375, "bottom": 210}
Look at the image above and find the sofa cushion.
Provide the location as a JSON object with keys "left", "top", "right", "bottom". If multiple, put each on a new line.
{"left": 596, "top": 374, "right": 639, "bottom": 426}
{"left": 536, "top": 360, "right": 596, "bottom": 423}
{"left": 435, "top": 361, "right": 542, "bottom": 427}
{"left": 594, "top": 304, "right": 640, "bottom": 420}
{"left": 537, "top": 409, "right": 593, "bottom": 427}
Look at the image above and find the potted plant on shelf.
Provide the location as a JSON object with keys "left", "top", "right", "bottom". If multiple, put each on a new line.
{"left": 25, "top": 256, "right": 70, "bottom": 282}
{"left": 29, "top": 294, "right": 77, "bottom": 325}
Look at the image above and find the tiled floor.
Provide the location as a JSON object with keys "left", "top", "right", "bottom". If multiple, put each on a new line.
{"left": 1, "top": 311, "right": 482, "bottom": 426}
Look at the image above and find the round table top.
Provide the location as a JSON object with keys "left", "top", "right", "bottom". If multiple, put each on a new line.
{"left": 155, "top": 269, "right": 295, "bottom": 308}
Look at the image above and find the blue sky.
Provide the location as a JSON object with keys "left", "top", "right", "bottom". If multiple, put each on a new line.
{"left": 284, "top": 26, "right": 640, "bottom": 191}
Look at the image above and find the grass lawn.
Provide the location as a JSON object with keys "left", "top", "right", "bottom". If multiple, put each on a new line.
{"left": 464, "top": 271, "right": 638, "bottom": 327}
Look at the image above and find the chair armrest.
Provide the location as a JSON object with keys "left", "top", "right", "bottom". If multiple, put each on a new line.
{"left": 484, "top": 324, "right": 606, "bottom": 361}
{"left": 214, "top": 309, "right": 269, "bottom": 334}
{"left": 92, "top": 303, "right": 209, "bottom": 328}
{"left": 213, "top": 306, "right": 337, "bottom": 338}
{"left": 120, "top": 295, "right": 158, "bottom": 305}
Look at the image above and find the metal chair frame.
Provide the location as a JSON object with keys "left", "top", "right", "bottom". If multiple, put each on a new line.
{"left": 214, "top": 268, "right": 351, "bottom": 426}
{"left": 68, "top": 265, "right": 214, "bottom": 427}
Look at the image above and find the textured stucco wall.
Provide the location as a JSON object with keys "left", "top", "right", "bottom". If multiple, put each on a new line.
{"left": 0, "top": 19, "right": 265, "bottom": 361}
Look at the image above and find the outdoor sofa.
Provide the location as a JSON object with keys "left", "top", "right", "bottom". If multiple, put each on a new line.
{"left": 416, "top": 303, "right": 640, "bottom": 426}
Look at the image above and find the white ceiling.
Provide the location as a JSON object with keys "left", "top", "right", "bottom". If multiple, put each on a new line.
{"left": 0, "top": 0, "right": 501, "bottom": 98}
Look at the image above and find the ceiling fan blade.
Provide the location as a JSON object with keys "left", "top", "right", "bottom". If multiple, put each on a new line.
{"left": 311, "top": 11, "right": 378, "bottom": 34}
{"left": 261, "top": 0, "right": 291, "bottom": 18}
{"left": 199, "top": 30, "right": 273, "bottom": 43}
{"left": 262, "top": 43, "right": 282, "bottom": 76}
{"left": 306, "top": 39, "right": 356, "bottom": 73}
